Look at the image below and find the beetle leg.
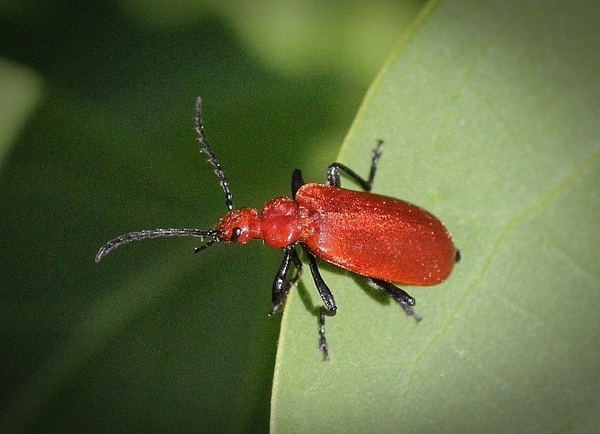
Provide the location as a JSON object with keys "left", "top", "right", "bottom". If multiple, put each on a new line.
{"left": 291, "top": 169, "right": 305, "bottom": 199}
{"left": 269, "top": 245, "right": 303, "bottom": 316}
{"left": 318, "top": 307, "right": 332, "bottom": 361}
{"left": 302, "top": 247, "right": 337, "bottom": 360}
{"left": 303, "top": 248, "right": 337, "bottom": 312}
{"left": 370, "top": 278, "right": 422, "bottom": 321}
{"left": 327, "top": 140, "right": 383, "bottom": 191}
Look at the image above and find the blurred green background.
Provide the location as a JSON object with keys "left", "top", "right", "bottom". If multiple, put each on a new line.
{"left": 0, "top": 1, "right": 424, "bottom": 432}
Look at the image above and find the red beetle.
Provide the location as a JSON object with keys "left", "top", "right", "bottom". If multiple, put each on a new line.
{"left": 96, "top": 98, "right": 460, "bottom": 359}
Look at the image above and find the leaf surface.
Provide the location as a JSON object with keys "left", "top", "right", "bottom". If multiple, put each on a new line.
{"left": 271, "top": 1, "right": 600, "bottom": 432}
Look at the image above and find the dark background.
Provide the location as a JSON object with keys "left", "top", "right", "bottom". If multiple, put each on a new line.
{"left": 0, "top": 1, "right": 422, "bottom": 432}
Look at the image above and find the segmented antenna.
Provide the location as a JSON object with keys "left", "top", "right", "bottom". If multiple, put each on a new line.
{"left": 95, "top": 228, "right": 222, "bottom": 262}
{"left": 195, "top": 97, "right": 234, "bottom": 211}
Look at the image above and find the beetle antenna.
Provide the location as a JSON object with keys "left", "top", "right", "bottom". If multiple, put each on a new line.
{"left": 195, "top": 97, "right": 234, "bottom": 211}
{"left": 95, "top": 228, "right": 222, "bottom": 263}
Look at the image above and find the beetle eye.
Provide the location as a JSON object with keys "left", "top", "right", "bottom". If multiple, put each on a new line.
{"left": 230, "top": 227, "right": 242, "bottom": 243}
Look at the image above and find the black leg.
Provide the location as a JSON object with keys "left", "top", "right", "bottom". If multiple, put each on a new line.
{"left": 318, "top": 307, "right": 333, "bottom": 361}
{"left": 327, "top": 140, "right": 383, "bottom": 190}
{"left": 303, "top": 248, "right": 337, "bottom": 312}
{"left": 269, "top": 245, "right": 303, "bottom": 316}
{"left": 301, "top": 247, "right": 337, "bottom": 360}
{"left": 291, "top": 169, "right": 305, "bottom": 199}
{"left": 370, "top": 278, "right": 422, "bottom": 321}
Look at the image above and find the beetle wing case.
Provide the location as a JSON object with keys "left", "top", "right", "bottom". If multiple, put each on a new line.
{"left": 296, "top": 183, "right": 456, "bottom": 286}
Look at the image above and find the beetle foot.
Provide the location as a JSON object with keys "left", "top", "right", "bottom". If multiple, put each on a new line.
{"left": 318, "top": 307, "right": 331, "bottom": 361}
{"left": 268, "top": 303, "right": 284, "bottom": 317}
{"left": 399, "top": 302, "right": 422, "bottom": 321}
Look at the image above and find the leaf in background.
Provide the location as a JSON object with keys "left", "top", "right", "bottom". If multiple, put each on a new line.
{"left": 271, "top": 0, "right": 600, "bottom": 432}
{"left": 0, "top": 58, "right": 42, "bottom": 167}
{"left": 0, "top": 2, "right": 407, "bottom": 431}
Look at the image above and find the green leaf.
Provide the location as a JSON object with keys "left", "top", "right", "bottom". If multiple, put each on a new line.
{"left": 0, "top": 58, "right": 43, "bottom": 168}
{"left": 271, "top": 0, "right": 600, "bottom": 432}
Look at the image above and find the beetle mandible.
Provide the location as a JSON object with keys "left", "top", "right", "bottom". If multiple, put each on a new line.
{"left": 96, "top": 98, "right": 460, "bottom": 360}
